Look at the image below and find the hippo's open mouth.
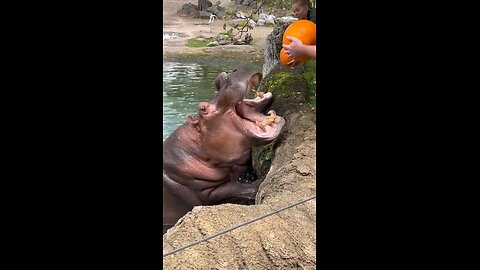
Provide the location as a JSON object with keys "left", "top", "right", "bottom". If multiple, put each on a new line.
{"left": 235, "top": 92, "right": 285, "bottom": 137}
{"left": 236, "top": 93, "right": 267, "bottom": 120}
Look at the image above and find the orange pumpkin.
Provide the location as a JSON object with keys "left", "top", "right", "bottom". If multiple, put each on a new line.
{"left": 280, "top": 48, "right": 310, "bottom": 66}
{"left": 280, "top": 20, "right": 316, "bottom": 66}
{"left": 282, "top": 20, "right": 316, "bottom": 46}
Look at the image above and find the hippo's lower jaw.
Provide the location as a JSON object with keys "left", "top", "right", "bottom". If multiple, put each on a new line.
{"left": 233, "top": 111, "right": 285, "bottom": 143}
{"left": 236, "top": 92, "right": 274, "bottom": 122}
{"left": 234, "top": 92, "right": 286, "bottom": 144}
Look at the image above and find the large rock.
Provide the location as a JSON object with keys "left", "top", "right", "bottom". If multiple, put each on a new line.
{"left": 216, "top": 6, "right": 226, "bottom": 18}
{"left": 232, "top": 18, "right": 256, "bottom": 27}
{"left": 216, "top": 11, "right": 225, "bottom": 19}
{"left": 256, "top": 18, "right": 266, "bottom": 26}
{"left": 199, "top": 10, "right": 213, "bottom": 19}
{"left": 182, "top": 3, "right": 198, "bottom": 11}
{"left": 263, "top": 22, "right": 293, "bottom": 77}
{"left": 257, "top": 13, "right": 276, "bottom": 25}
{"left": 177, "top": 3, "right": 200, "bottom": 18}
{"left": 265, "top": 14, "right": 276, "bottom": 25}
{"left": 215, "top": 33, "right": 231, "bottom": 45}
{"left": 206, "top": 6, "right": 219, "bottom": 15}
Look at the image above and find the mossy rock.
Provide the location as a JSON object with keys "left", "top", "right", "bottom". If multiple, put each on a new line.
{"left": 251, "top": 142, "right": 274, "bottom": 181}
{"left": 252, "top": 68, "right": 310, "bottom": 180}
{"left": 258, "top": 69, "right": 308, "bottom": 117}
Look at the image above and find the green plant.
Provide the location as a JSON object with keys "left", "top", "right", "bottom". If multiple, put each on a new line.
{"left": 303, "top": 60, "right": 317, "bottom": 110}
{"left": 186, "top": 37, "right": 214, "bottom": 48}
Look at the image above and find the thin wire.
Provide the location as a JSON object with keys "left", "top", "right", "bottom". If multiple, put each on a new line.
{"left": 163, "top": 195, "right": 316, "bottom": 258}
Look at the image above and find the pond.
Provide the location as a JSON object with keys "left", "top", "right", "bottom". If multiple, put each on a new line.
{"left": 162, "top": 57, "right": 262, "bottom": 141}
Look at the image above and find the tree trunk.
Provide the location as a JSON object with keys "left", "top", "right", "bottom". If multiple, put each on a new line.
{"left": 163, "top": 69, "right": 317, "bottom": 269}
{"left": 198, "top": 0, "right": 208, "bottom": 11}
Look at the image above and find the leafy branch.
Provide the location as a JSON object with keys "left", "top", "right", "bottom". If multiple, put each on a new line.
{"left": 220, "top": 1, "right": 264, "bottom": 45}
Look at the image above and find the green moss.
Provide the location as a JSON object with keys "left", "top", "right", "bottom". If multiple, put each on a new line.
{"left": 252, "top": 141, "right": 275, "bottom": 180}
{"left": 262, "top": 71, "right": 304, "bottom": 97}
{"left": 308, "top": 95, "right": 316, "bottom": 108}
{"left": 186, "top": 37, "right": 214, "bottom": 48}
{"left": 303, "top": 60, "right": 317, "bottom": 110}
{"left": 263, "top": 143, "right": 273, "bottom": 161}
{"left": 271, "top": 72, "right": 292, "bottom": 85}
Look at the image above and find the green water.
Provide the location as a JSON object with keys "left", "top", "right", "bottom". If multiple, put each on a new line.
{"left": 163, "top": 58, "right": 261, "bottom": 141}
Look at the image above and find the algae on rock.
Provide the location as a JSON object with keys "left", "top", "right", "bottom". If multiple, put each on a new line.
{"left": 252, "top": 68, "right": 311, "bottom": 181}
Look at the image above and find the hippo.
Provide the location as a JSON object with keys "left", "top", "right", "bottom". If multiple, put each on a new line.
{"left": 163, "top": 69, "right": 285, "bottom": 234}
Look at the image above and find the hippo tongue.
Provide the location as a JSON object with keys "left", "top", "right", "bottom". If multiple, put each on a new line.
{"left": 235, "top": 102, "right": 268, "bottom": 123}
{"left": 231, "top": 106, "right": 285, "bottom": 141}
{"left": 235, "top": 92, "right": 273, "bottom": 123}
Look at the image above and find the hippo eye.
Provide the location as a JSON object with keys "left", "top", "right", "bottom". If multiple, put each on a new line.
{"left": 201, "top": 105, "right": 206, "bottom": 111}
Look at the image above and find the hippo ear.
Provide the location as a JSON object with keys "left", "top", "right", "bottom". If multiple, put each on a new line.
{"left": 187, "top": 115, "right": 200, "bottom": 132}
{"left": 214, "top": 72, "right": 229, "bottom": 91}
{"left": 246, "top": 73, "right": 263, "bottom": 92}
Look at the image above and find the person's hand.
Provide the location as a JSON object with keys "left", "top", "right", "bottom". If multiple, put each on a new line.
{"left": 282, "top": 36, "right": 305, "bottom": 59}
{"left": 287, "top": 59, "right": 298, "bottom": 67}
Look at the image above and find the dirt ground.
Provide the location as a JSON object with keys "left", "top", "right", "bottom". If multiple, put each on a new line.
{"left": 163, "top": 0, "right": 274, "bottom": 57}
